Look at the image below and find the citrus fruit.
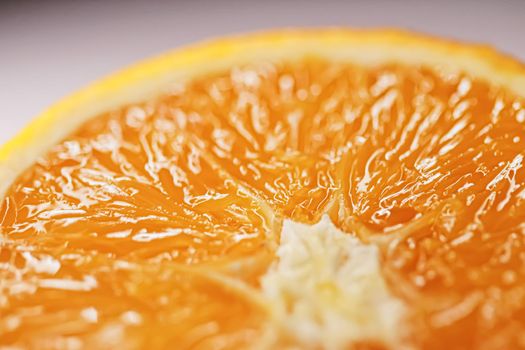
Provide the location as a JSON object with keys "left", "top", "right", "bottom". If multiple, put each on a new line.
{"left": 1, "top": 29, "right": 525, "bottom": 349}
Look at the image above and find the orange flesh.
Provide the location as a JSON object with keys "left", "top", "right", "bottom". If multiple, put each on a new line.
{"left": 2, "top": 58, "right": 525, "bottom": 349}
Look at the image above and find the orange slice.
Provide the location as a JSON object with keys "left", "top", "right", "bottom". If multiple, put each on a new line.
{"left": 1, "top": 29, "right": 525, "bottom": 350}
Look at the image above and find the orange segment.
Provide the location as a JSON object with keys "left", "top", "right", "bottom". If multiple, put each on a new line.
{"left": 1, "top": 30, "right": 525, "bottom": 349}
{"left": 1, "top": 106, "right": 274, "bottom": 265}
{"left": 0, "top": 241, "right": 265, "bottom": 349}
{"left": 338, "top": 67, "right": 525, "bottom": 230}
{"left": 329, "top": 65, "right": 525, "bottom": 349}
{"left": 168, "top": 61, "right": 342, "bottom": 223}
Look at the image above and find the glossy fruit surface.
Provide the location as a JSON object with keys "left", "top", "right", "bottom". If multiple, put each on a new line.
{"left": 1, "top": 30, "right": 525, "bottom": 349}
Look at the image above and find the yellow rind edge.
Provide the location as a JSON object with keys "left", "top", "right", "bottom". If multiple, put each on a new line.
{"left": 1, "top": 28, "right": 525, "bottom": 196}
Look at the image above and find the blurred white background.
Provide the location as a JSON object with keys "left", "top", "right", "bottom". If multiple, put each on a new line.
{"left": 1, "top": 0, "right": 524, "bottom": 145}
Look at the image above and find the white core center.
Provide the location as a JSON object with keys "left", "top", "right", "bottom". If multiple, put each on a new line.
{"left": 260, "top": 215, "right": 408, "bottom": 349}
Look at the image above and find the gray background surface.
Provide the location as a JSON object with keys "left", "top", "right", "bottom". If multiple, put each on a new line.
{"left": 1, "top": 0, "right": 524, "bottom": 145}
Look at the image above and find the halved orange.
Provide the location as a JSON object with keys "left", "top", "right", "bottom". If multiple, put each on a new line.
{"left": 1, "top": 29, "right": 525, "bottom": 350}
